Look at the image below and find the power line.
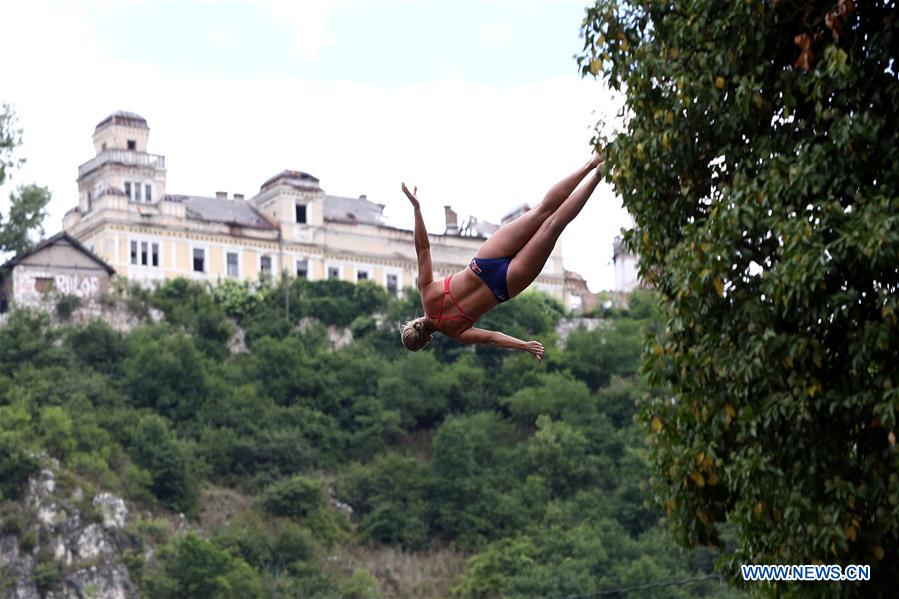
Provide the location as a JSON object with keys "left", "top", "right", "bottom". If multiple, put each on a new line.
{"left": 558, "top": 574, "right": 723, "bottom": 598}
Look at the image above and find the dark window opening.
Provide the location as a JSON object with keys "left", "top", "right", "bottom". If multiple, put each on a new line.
{"left": 130, "top": 240, "right": 138, "bottom": 264}
{"left": 145, "top": 184, "right": 152, "bottom": 202}
{"left": 387, "top": 274, "right": 398, "bottom": 295}
{"left": 141, "top": 241, "right": 148, "bottom": 265}
{"left": 152, "top": 243, "right": 159, "bottom": 267}
{"left": 260, "top": 255, "right": 272, "bottom": 275}
{"left": 328, "top": 266, "right": 339, "bottom": 279}
{"left": 193, "top": 248, "right": 205, "bottom": 272}
{"left": 227, "top": 253, "right": 239, "bottom": 277}
{"left": 127, "top": 139, "right": 136, "bottom": 150}
{"left": 124, "top": 182, "right": 132, "bottom": 199}
{"left": 35, "top": 277, "right": 54, "bottom": 294}
{"left": 295, "top": 204, "right": 307, "bottom": 224}
{"left": 357, "top": 270, "right": 369, "bottom": 281}
{"left": 296, "top": 260, "right": 308, "bottom": 279}
{"left": 135, "top": 183, "right": 141, "bottom": 201}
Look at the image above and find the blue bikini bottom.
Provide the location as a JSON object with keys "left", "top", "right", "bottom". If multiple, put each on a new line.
{"left": 469, "top": 256, "right": 511, "bottom": 303}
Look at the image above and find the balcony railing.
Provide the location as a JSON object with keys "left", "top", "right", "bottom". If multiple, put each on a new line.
{"left": 78, "top": 150, "right": 165, "bottom": 178}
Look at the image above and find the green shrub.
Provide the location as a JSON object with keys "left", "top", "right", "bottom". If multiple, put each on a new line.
{"left": 33, "top": 548, "right": 62, "bottom": 595}
{"left": 337, "top": 569, "right": 381, "bottom": 599}
{"left": 0, "top": 432, "right": 39, "bottom": 501}
{"left": 0, "top": 501, "right": 28, "bottom": 536}
{"left": 143, "top": 533, "right": 263, "bottom": 598}
{"left": 214, "top": 515, "right": 315, "bottom": 573}
{"left": 55, "top": 294, "right": 82, "bottom": 321}
{"left": 209, "top": 278, "right": 263, "bottom": 319}
{"left": 259, "top": 475, "right": 324, "bottom": 518}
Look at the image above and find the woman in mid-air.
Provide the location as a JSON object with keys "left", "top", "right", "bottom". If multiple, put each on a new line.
{"left": 401, "top": 153, "right": 604, "bottom": 363}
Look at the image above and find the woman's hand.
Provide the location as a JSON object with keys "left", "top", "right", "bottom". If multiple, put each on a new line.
{"left": 523, "top": 340, "right": 545, "bottom": 365}
{"left": 401, "top": 182, "right": 420, "bottom": 208}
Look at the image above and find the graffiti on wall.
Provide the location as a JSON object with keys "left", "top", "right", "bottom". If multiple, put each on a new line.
{"left": 52, "top": 274, "right": 100, "bottom": 297}
{"left": 12, "top": 267, "right": 105, "bottom": 307}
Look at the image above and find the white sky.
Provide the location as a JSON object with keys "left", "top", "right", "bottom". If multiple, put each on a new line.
{"left": 1, "top": 0, "right": 630, "bottom": 291}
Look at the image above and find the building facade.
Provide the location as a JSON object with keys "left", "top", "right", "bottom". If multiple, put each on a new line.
{"left": 0, "top": 232, "right": 115, "bottom": 313}
{"left": 63, "top": 112, "right": 587, "bottom": 308}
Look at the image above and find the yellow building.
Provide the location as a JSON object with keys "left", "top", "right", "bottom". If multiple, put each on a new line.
{"left": 64, "top": 111, "right": 587, "bottom": 307}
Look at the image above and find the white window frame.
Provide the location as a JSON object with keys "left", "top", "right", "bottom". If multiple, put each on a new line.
{"left": 295, "top": 202, "right": 308, "bottom": 224}
{"left": 226, "top": 250, "right": 241, "bottom": 278}
{"left": 295, "top": 258, "right": 309, "bottom": 280}
{"left": 123, "top": 180, "right": 153, "bottom": 203}
{"left": 384, "top": 267, "right": 402, "bottom": 295}
{"left": 129, "top": 235, "right": 163, "bottom": 269}
{"left": 385, "top": 273, "right": 400, "bottom": 296}
{"left": 259, "top": 254, "right": 273, "bottom": 277}
{"left": 191, "top": 245, "right": 207, "bottom": 274}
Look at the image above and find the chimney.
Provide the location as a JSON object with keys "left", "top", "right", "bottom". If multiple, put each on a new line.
{"left": 233, "top": 193, "right": 244, "bottom": 201}
{"left": 444, "top": 205, "right": 459, "bottom": 235}
{"left": 359, "top": 194, "right": 367, "bottom": 201}
{"left": 215, "top": 191, "right": 227, "bottom": 199}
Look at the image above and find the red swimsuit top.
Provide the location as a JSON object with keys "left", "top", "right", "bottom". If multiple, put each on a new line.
{"left": 427, "top": 274, "right": 475, "bottom": 331}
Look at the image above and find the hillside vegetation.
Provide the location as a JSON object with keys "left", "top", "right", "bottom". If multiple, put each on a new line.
{"left": 0, "top": 277, "right": 738, "bottom": 597}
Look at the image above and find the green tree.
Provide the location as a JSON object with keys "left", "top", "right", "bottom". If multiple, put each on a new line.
{"left": 0, "top": 104, "right": 51, "bottom": 256}
{"left": 580, "top": 0, "right": 899, "bottom": 591}
{"left": 144, "top": 533, "right": 263, "bottom": 598}
{"left": 0, "top": 431, "right": 39, "bottom": 500}
{"left": 428, "top": 413, "right": 525, "bottom": 546}
{"left": 0, "top": 310, "right": 66, "bottom": 375}
{"left": 340, "top": 454, "right": 431, "bottom": 549}
{"left": 526, "top": 416, "right": 603, "bottom": 498}
{"left": 65, "top": 319, "right": 127, "bottom": 377}
{"left": 1, "top": 184, "right": 51, "bottom": 256}
{"left": 0, "top": 104, "right": 23, "bottom": 185}
{"left": 562, "top": 319, "right": 643, "bottom": 391}
{"left": 123, "top": 327, "right": 210, "bottom": 423}
{"left": 129, "top": 414, "right": 194, "bottom": 511}
{"left": 502, "top": 371, "right": 594, "bottom": 425}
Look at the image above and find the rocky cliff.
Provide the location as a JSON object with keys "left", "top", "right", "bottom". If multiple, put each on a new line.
{"left": 0, "top": 466, "right": 139, "bottom": 599}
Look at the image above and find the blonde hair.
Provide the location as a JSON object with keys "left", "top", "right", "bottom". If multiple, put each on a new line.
{"left": 401, "top": 316, "right": 432, "bottom": 351}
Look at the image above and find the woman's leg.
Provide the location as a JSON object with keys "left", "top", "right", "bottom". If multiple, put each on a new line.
{"left": 475, "top": 157, "right": 600, "bottom": 259}
{"left": 506, "top": 171, "right": 601, "bottom": 297}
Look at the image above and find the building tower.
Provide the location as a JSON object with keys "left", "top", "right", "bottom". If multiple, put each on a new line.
{"left": 74, "top": 111, "right": 167, "bottom": 214}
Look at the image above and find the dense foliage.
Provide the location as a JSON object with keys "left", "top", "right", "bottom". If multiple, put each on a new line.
{"left": 0, "top": 278, "right": 737, "bottom": 597}
{"left": 580, "top": 0, "right": 898, "bottom": 595}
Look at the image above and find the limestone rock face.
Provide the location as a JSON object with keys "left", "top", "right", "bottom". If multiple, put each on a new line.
{"left": 0, "top": 469, "right": 139, "bottom": 598}
{"left": 297, "top": 316, "right": 354, "bottom": 349}
{"left": 92, "top": 493, "right": 127, "bottom": 529}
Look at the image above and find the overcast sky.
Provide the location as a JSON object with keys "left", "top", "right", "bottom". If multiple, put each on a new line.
{"left": 1, "top": 0, "right": 630, "bottom": 291}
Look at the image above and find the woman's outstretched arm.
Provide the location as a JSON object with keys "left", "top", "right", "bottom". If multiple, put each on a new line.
{"left": 458, "top": 327, "right": 545, "bottom": 364}
{"left": 402, "top": 182, "right": 433, "bottom": 288}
